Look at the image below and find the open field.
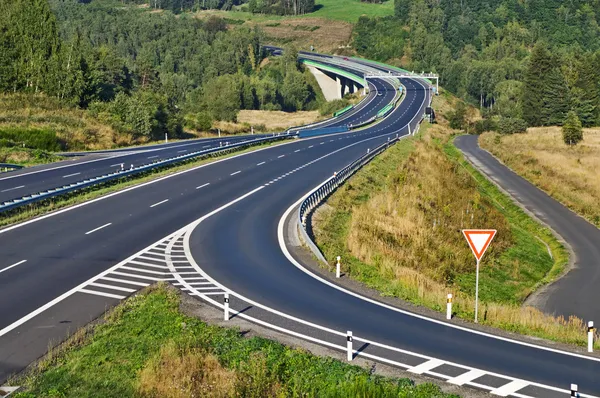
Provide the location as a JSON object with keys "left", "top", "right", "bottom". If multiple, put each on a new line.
{"left": 9, "top": 284, "right": 457, "bottom": 398}
{"left": 480, "top": 128, "right": 600, "bottom": 227}
{"left": 312, "top": 95, "right": 600, "bottom": 348}
{"left": 224, "top": 109, "right": 322, "bottom": 132}
{"left": 194, "top": 0, "right": 393, "bottom": 24}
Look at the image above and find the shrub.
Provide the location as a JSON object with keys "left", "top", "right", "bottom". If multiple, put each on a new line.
{"left": 319, "top": 99, "right": 350, "bottom": 116}
{"left": 497, "top": 117, "right": 527, "bottom": 135}
{"left": 474, "top": 119, "right": 497, "bottom": 135}
{"left": 0, "top": 127, "right": 63, "bottom": 151}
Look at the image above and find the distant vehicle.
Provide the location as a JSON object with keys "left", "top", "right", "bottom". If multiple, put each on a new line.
{"left": 343, "top": 57, "right": 349, "bottom": 60}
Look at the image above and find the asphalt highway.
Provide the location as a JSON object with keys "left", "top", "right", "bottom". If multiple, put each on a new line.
{"left": 3, "top": 54, "right": 594, "bottom": 397}
{"left": 0, "top": 56, "right": 413, "bottom": 381}
{"left": 0, "top": 57, "right": 391, "bottom": 205}
{"left": 456, "top": 135, "right": 600, "bottom": 323}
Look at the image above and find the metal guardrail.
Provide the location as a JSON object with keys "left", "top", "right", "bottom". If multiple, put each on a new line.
{"left": 0, "top": 133, "right": 294, "bottom": 213}
{"left": 298, "top": 134, "right": 401, "bottom": 263}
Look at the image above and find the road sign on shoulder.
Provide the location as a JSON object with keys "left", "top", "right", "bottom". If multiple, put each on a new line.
{"left": 462, "top": 229, "right": 497, "bottom": 262}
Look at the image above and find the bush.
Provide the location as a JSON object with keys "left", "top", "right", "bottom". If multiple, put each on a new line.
{"left": 319, "top": 99, "right": 350, "bottom": 116}
{"left": 0, "top": 127, "right": 63, "bottom": 151}
{"left": 474, "top": 119, "right": 498, "bottom": 135}
{"left": 497, "top": 118, "right": 527, "bottom": 135}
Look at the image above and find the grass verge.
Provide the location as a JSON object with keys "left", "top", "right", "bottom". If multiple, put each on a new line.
{"left": 312, "top": 96, "right": 598, "bottom": 349}
{"left": 480, "top": 127, "right": 600, "bottom": 227}
{"left": 0, "top": 139, "right": 286, "bottom": 229}
{"left": 11, "top": 284, "right": 458, "bottom": 398}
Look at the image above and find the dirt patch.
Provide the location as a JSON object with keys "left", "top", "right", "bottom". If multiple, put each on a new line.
{"left": 238, "top": 109, "right": 321, "bottom": 129}
{"left": 259, "top": 17, "right": 353, "bottom": 53}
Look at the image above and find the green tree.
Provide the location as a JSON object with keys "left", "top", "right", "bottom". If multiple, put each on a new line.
{"left": 541, "top": 67, "right": 569, "bottom": 126}
{"left": 562, "top": 110, "right": 583, "bottom": 145}
{"left": 522, "top": 42, "right": 554, "bottom": 126}
{"left": 448, "top": 102, "right": 468, "bottom": 130}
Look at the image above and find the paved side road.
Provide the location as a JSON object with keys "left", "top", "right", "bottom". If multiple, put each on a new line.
{"left": 455, "top": 135, "right": 600, "bottom": 323}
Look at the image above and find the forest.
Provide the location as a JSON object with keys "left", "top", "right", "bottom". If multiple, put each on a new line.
{"left": 353, "top": 0, "right": 600, "bottom": 130}
{"left": 0, "top": 0, "right": 321, "bottom": 142}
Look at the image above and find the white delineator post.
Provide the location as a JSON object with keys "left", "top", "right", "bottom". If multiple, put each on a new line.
{"left": 336, "top": 256, "right": 341, "bottom": 278}
{"left": 588, "top": 321, "right": 595, "bottom": 353}
{"left": 224, "top": 293, "right": 229, "bottom": 321}
{"left": 571, "top": 383, "right": 578, "bottom": 397}
{"left": 347, "top": 331, "right": 353, "bottom": 361}
{"left": 165, "top": 133, "right": 168, "bottom": 143}
{"left": 446, "top": 294, "right": 453, "bottom": 320}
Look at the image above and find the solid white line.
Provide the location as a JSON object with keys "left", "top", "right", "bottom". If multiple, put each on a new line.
{"left": 62, "top": 172, "right": 81, "bottom": 178}
{"left": 100, "top": 276, "right": 149, "bottom": 287}
{"left": 408, "top": 358, "right": 444, "bottom": 374}
{"left": 89, "top": 282, "right": 135, "bottom": 293}
{"left": 111, "top": 271, "right": 163, "bottom": 281}
{"left": 150, "top": 199, "right": 169, "bottom": 208}
{"left": 277, "top": 155, "right": 285, "bottom": 158}
{"left": 447, "top": 369, "right": 485, "bottom": 386}
{"left": 256, "top": 162, "right": 265, "bottom": 166}
{"left": 0, "top": 234, "right": 173, "bottom": 337}
{"left": 230, "top": 171, "right": 241, "bottom": 176}
{"left": 196, "top": 183, "right": 210, "bottom": 189}
{"left": 120, "top": 265, "right": 165, "bottom": 275}
{"left": 128, "top": 260, "right": 168, "bottom": 270}
{"left": 491, "top": 380, "right": 529, "bottom": 396}
{"left": 0, "top": 260, "right": 27, "bottom": 275}
{"left": 79, "top": 288, "right": 125, "bottom": 300}
{"left": 135, "top": 256, "right": 167, "bottom": 264}
{"left": 1, "top": 185, "right": 25, "bottom": 193}
{"left": 85, "top": 223, "right": 112, "bottom": 235}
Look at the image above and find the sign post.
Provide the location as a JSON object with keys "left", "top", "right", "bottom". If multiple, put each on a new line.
{"left": 462, "top": 229, "right": 497, "bottom": 323}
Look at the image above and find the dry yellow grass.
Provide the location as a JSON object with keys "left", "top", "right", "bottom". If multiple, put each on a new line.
{"left": 238, "top": 109, "right": 321, "bottom": 129}
{"left": 0, "top": 94, "right": 133, "bottom": 150}
{"left": 138, "top": 343, "right": 236, "bottom": 398}
{"left": 480, "top": 127, "right": 600, "bottom": 226}
{"left": 259, "top": 17, "right": 353, "bottom": 53}
{"left": 313, "top": 93, "right": 597, "bottom": 347}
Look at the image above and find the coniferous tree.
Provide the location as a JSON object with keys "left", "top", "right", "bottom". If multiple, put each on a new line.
{"left": 522, "top": 42, "right": 553, "bottom": 126}
{"left": 541, "top": 67, "right": 570, "bottom": 126}
{"left": 562, "top": 110, "right": 583, "bottom": 145}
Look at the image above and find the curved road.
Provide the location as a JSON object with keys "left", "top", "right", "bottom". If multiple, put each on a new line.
{"left": 456, "top": 135, "right": 600, "bottom": 322}
{"left": 0, "top": 56, "right": 405, "bottom": 381}
{"left": 0, "top": 56, "right": 391, "bottom": 205}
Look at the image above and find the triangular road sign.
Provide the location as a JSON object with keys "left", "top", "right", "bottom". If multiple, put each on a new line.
{"left": 462, "top": 229, "right": 497, "bottom": 261}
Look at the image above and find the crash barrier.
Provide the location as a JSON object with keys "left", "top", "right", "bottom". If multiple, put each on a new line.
{"left": 0, "top": 134, "right": 294, "bottom": 213}
{"left": 298, "top": 134, "right": 402, "bottom": 264}
{"left": 333, "top": 105, "right": 353, "bottom": 117}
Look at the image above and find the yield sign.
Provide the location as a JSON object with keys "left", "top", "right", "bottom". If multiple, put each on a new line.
{"left": 462, "top": 229, "right": 497, "bottom": 261}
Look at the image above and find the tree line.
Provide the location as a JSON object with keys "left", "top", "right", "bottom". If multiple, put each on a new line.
{"left": 0, "top": 0, "right": 321, "bottom": 141}
{"left": 119, "top": 0, "right": 315, "bottom": 16}
{"left": 352, "top": 0, "right": 600, "bottom": 133}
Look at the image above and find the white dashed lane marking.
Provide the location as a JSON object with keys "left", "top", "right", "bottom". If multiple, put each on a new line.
{"left": 196, "top": 183, "right": 210, "bottom": 189}
{"left": 1, "top": 185, "right": 25, "bottom": 193}
{"left": 85, "top": 223, "right": 112, "bottom": 235}
{"left": 150, "top": 199, "right": 169, "bottom": 208}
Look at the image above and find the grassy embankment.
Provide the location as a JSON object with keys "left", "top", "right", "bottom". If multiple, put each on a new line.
{"left": 0, "top": 94, "right": 128, "bottom": 165}
{"left": 312, "top": 91, "right": 598, "bottom": 348}
{"left": 480, "top": 128, "right": 600, "bottom": 228}
{"left": 10, "top": 284, "right": 457, "bottom": 398}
